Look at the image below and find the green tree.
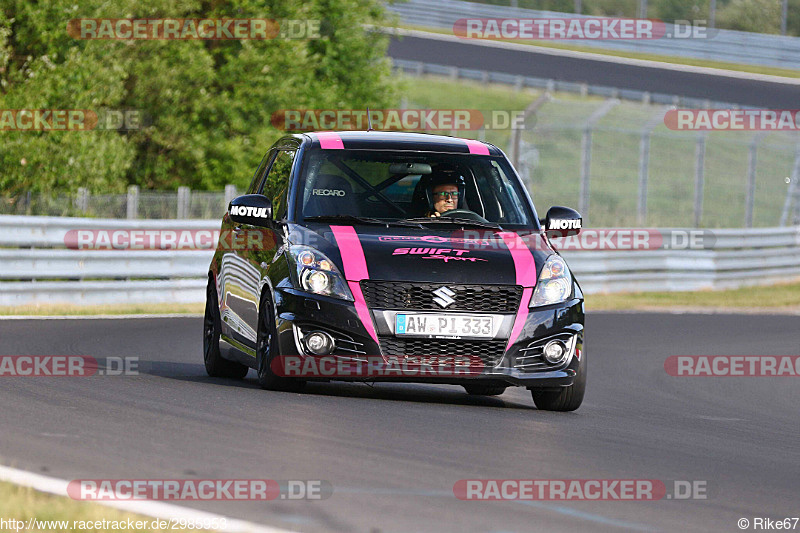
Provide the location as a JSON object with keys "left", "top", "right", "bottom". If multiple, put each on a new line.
{"left": 716, "top": 0, "right": 782, "bottom": 33}
{"left": 653, "top": 0, "right": 708, "bottom": 23}
{"left": 0, "top": 0, "right": 396, "bottom": 195}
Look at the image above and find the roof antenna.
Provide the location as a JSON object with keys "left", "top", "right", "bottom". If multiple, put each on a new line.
{"left": 366, "top": 107, "right": 374, "bottom": 131}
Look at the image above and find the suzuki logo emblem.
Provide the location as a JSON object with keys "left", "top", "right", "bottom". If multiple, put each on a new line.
{"left": 432, "top": 286, "right": 456, "bottom": 308}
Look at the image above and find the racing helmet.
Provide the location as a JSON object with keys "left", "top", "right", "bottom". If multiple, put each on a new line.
{"left": 425, "top": 171, "right": 466, "bottom": 212}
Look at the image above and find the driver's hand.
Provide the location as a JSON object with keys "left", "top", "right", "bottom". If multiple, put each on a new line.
{"left": 430, "top": 212, "right": 441, "bottom": 217}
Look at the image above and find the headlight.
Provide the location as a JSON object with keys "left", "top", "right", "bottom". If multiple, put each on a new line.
{"left": 530, "top": 255, "right": 572, "bottom": 307}
{"left": 288, "top": 245, "right": 353, "bottom": 301}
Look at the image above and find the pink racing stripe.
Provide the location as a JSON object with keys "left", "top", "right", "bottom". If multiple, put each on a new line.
{"left": 316, "top": 132, "right": 344, "bottom": 150}
{"left": 464, "top": 139, "right": 490, "bottom": 155}
{"left": 498, "top": 232, "right": 537, "bottom": 287}
{"left": 330, "top": 226, "right": 378, "bottom": 344}
{"left": 498, "top": 232, "right": 537, "bottom": 351}
{"left": 330, "top": 226, "right": 369, "bottom": 280}
{"left": 348, "top": 281, "right": 378, "bottom": 344}
{"left": 506, "top": 288, "right": 533, "bottom": 352}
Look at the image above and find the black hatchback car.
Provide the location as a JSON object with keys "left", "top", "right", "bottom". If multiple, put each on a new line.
{"left": 204, "top": 131, "right": 586, "bottom": 411}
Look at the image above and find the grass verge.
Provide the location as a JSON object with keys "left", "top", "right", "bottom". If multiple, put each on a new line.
{"left": 0, "top": 481, "right": 171, "bottom": 532}
{"left": 401, "top": 74, "right": 796, "bottom": 228}
{"left": 589, "top": 281, "right": 800, "bottom": 311}
{"left": 0, "top": 303, "right": 204, "bottom": 316}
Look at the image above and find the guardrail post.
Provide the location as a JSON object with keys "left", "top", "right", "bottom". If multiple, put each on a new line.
{"left": 779, "top": 146, "right": 800, "bottom": 226}
{"left": 580, "top": 99, "right": 620, "bottom": 221}
{"left": 126, "top": 185, "right": 139, "bottom": 219}
{"left": 694, "top": 133, "right": 707, "bottom": 227}
{"left": 781, "top": 0, "right": 788, "bottom": 35}
{"left": 509, "top": 92, "right": 551, "bottom": 171}
{"left": 637, "top": 132, "right": 650, "bottom": 225}
{"left": 76, "top": 187, "right": 89, "bottom": 213}
{"left": 709, "top": 0, "right": 717, "bottom": 28}
{"left": 177, "top": 186, "right": 191, "bottom": 219}
{"left": 224, "top": 185, "right": 238, "bottom": 209}
{"left": 745, "top": 135, "right": 762, "bottom": 228}
{"left": 579, "top": 128, "right": 592, "bottom": 217}
{"left": 637, "top": 107, "right": 668, "bottom": 225}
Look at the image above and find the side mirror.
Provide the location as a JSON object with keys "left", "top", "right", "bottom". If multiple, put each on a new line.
{"left": 229, "top": 194, "right": 273, "bottom": 227}
{"left": 544, "top": 206, "right": 582, "bottom": 238}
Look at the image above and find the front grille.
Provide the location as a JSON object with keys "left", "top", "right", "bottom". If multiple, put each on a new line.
{"left": 513, "top": 332, "right": 575, "bottom": 372}
{"left": 361, "top": 281, "right": 522, "bottom": 312}
{"left": 379, "top": 336, "right": 507, "bottom": 368}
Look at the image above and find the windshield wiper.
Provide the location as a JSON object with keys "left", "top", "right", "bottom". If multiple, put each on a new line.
{"left": 401, "top": 217, "right": 502, "bottom": 230}
{"left": 304, "top": 215, "right": 424, "bottom": 228}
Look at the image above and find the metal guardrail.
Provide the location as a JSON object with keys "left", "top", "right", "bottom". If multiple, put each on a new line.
{"left": 392, "top": 59, "right": 746, "bottom": 108}
{"left": 386, "top": 0, "right": 800, "bottom": 71}
{"left": 1, "top": 215, "right": 798, "bottom": 305}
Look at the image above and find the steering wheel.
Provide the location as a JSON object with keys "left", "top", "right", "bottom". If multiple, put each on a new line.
{"left": 439, "top": 209, "right": 491, "bottom": 223}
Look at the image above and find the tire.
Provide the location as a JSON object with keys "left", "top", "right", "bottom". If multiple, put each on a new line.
{"left": 531, "top": 351, "right": 586, "bottom": 411}
{"left": 463, "top": 384, "right": 506, "bottom": 396}
{"left": 204, "top": 277, "right": 249, "bottom": 379}
{"left": 256, "top": 290, "right": 305, "bottom": 392}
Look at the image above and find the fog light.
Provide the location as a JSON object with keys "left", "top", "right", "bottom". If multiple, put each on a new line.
{"left": 543, "top": 340, "right": 568, "bottom": 364}
{"left": 304, "top": 331, "right": 335, "bottom": 355}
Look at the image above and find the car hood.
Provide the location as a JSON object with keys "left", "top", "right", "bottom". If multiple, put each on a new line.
{"left": 287, "top": 223, "right": 555, "bottom": 287}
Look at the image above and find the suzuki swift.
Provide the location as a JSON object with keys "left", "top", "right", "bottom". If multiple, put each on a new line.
{"left": 204, "top": 131, "right": 586, "bottom": 411}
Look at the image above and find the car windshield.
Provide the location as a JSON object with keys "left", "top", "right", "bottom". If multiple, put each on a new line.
{"left": 296, "top": 150, "right": 537, "bottom": 227}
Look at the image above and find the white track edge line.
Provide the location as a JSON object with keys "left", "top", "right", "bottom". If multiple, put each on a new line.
{"left": 0, "top": 465, "right": 296, "bottom": 533}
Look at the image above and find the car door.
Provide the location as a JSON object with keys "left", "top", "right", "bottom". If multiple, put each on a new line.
{"left": 232, "top": 145, "right": 298, "bottom": 348}
{"left": 220, "top": 149, "right": 276, "bottom": 346}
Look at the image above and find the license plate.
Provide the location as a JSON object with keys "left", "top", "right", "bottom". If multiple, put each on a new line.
{"left": 395, "top": 314, "right": 494, "bottom": 338}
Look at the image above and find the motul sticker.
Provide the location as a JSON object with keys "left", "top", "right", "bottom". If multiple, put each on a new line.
{"left": 230, "top": 205, "right": 269, "bottom": 217}
{"left": 548, "top": 219, "right": 582, "bottom": 230}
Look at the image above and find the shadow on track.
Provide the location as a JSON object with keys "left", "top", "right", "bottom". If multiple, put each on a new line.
{"left": 134, "top": 360, "right": 536, "bottom": 410}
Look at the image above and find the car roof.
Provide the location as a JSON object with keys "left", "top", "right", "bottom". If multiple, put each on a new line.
{"left": 295, "top": 131, "right": 503, "bottom": 156}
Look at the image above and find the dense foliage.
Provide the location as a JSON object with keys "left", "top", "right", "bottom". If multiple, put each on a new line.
{"left": 0, "top": 0, "right": 397, "bottom": 194}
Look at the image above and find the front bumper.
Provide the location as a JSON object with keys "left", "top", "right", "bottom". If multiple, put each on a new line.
{"left": 273, "top": 287, "right": 584, "bottom": 388}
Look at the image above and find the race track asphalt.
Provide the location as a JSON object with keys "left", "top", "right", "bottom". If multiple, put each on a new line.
{"left": 387, "top": 34, "right": 800, "bottom": 108}
{"left": 0, "top": 313, "right": 797, "bottom": 532}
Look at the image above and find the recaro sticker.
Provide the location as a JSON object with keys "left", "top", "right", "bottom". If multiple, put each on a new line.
{"left": 312, "top": 189, "right": 346, "bottom": 196}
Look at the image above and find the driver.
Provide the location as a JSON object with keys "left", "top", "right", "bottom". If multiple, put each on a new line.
{"left": 425, "top": 174, "right": 465, "bottom": 217}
